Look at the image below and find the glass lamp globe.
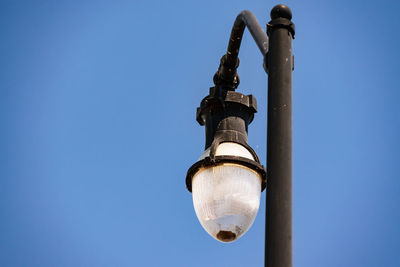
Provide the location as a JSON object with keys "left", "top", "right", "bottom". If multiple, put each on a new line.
{"left": 191, "top": 142, "right": 262, "bottom": 243}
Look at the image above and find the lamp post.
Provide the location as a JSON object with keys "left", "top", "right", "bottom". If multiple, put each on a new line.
{"left": 186, "top": 4, "right": 294, "bottom": 267}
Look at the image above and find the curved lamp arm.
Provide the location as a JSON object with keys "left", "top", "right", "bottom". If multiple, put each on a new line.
{"left": 214, "top": 10, "right": 268, "bottom": 89}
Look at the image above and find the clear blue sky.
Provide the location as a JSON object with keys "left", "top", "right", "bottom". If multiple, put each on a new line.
{"left": 1, "top": 0, "right": 399, "bottom": 266}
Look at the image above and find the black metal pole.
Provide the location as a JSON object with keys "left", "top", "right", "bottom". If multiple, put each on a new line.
{"left": 265, "top": 4, "right": 295, "bottom": 267}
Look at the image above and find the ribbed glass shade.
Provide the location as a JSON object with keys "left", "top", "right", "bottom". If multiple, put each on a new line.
{"left": 192, "top": 163, "right": 262, "bottom": 242}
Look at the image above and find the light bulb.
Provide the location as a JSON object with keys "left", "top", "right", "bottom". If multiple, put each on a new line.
{"left": 191, "top": 143, "right": 262, "bottom": 242}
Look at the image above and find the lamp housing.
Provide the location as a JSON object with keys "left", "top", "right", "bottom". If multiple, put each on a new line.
{"left": 186, "top": 85, "right": 266, "bottom": 242}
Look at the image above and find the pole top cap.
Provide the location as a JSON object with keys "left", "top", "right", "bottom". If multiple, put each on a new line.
{"left": 270, "top": 4, "right": 292, "bottom": 20}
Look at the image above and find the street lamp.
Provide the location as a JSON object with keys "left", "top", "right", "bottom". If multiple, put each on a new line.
{"left": 186, "top": 4, "right": 294, "bottom": 267}
{"left": 186, "top": 87, "right": 267, "bottom": 243}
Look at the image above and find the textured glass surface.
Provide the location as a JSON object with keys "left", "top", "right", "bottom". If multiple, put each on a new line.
{"left": 192, "top": 164, "right": 261, "bottom": 242}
